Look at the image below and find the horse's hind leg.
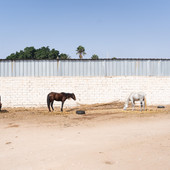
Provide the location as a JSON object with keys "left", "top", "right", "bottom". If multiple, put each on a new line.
{"left": 51, "top": 101, "right": 54, "bottom": 111}
{"left": 140, "top": 101, "right": 143, "bottom": 111}
{"left": 61, "top": 101, "right": 64, "bottom": 112}
{"left": 48, "top": 102, "right": 51, "bottom": 112}
{"left": 140, "top": 100, "right": 145, "bottom": 111}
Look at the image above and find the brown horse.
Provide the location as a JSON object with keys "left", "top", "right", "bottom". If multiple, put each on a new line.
{"left": 47, "top": 92, "right": 76, "bottom": 112}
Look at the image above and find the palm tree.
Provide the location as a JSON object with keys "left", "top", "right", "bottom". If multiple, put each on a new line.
{"left": 76, "top": 46, "right": 86, "bottom": 59}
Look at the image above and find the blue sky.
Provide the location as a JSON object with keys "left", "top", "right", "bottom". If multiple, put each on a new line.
{"left": 0, "top": 0, "right": 170, "bottom": 59}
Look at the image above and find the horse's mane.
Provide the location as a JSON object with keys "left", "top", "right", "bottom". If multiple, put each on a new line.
{"left": 128, "top": 92, "right": 146, "bottom": 98}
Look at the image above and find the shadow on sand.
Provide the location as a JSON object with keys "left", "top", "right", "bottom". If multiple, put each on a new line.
{"left": 0, "top": 109, "right": 9, "bottom": 113}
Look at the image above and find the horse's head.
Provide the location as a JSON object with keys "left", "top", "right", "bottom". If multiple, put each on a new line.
{"left": 123, "top": 103, "right": 128, "bottom": 110}
{"left": 71, "top": 93, "right": 76, "bottom": 100}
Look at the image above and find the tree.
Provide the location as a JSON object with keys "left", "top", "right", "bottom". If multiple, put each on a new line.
{"left": 34, "top": 46, "right": 50, "bottom": 59}
{"left": 76, "top": 45, "right": 86, "bottom": 59}
{"left": 24, "top": 47, "right": 36, "bottom": 59}
{"left": 18, "top": 50, "right": 25, "bottom": 59}
{"left": 112, "top": 57, "right": 117, "bottom": 60}
{"left": 60, "top": 53, "right": 70, "bottom": 59}
{"left": 6, "top": 46, "right": 70, "bottom": 60}
{"left": 91, "top": 54, "right": 99, "bottom": 60}
{"left": 6, "top": 47, "right": 36, "bottom": 60}
{"left": 6, "top": 53, "right": 16, "bottom": 60}
{"left": 49, "top": 49, "right": 60, "bottom": 59}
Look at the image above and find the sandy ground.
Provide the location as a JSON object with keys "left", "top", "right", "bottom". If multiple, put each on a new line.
{"left": 0, "top": 102, "right": 170, "bottom": 170}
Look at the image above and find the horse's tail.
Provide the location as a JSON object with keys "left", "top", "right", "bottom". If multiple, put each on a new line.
{"left": 47, "top": 94, "right": 51, "bottom": 111}
{"left": 0, "top": 96, "right": 1, "bottom": 111}
{"left": 144, "top": 96, "right": 147, "bottom": 111}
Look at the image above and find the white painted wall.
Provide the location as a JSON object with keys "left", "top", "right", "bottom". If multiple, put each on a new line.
{"left": 0, "top": 76, "right": 170, "bottom": 107}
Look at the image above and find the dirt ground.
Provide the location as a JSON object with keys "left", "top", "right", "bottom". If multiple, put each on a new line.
{"left": 0, "top": 102, "right": 170, "bottom": 170}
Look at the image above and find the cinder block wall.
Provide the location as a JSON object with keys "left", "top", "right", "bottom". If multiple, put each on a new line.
{"left": 0, "top": 76, "right": 170, "bottom": 107}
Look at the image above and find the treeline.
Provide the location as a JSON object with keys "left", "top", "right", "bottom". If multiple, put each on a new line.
{"left": 6, "top": 45, "right": 103, "bottom": 60}
{"left": 6, "top": 46, "right": 70, "bottom": 60}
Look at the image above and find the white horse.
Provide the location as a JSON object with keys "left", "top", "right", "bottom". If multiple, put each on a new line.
{"left": 123, "top": 92, "right": 147, "bottom": 111}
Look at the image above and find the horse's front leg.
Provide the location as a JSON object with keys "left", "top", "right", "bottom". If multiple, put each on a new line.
{"left": 131, "top": 101, "right": 135, "bottom": 111}
{"left": 142, "top": 101, "right": 145, "bottom": 111}
{"left": 51, "top": 101, "right": 54, "bottom": 111}
{"left": 61, "top": 101, "right": 65, "bottom": 112}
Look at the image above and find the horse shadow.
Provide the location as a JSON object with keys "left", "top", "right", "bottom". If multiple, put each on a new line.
{"left": 0, "top": 109, "right": 9, "bottom": 113}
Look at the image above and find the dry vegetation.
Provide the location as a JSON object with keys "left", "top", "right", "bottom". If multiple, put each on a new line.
{"left": 0, "top": 101, "right": 169, "bottom": 127}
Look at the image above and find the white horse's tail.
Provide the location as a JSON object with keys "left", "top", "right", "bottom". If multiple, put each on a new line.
{"left": 144, "top": 96, "right": 147, "bottom": 111}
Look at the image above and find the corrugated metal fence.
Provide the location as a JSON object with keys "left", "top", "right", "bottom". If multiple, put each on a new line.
{"left": 0, "top": 59, "right": 170, "bottom": 77}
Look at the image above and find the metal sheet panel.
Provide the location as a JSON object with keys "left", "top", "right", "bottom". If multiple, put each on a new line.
{"left": 0, "top": 59, "right": 170, "bottom": 77}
